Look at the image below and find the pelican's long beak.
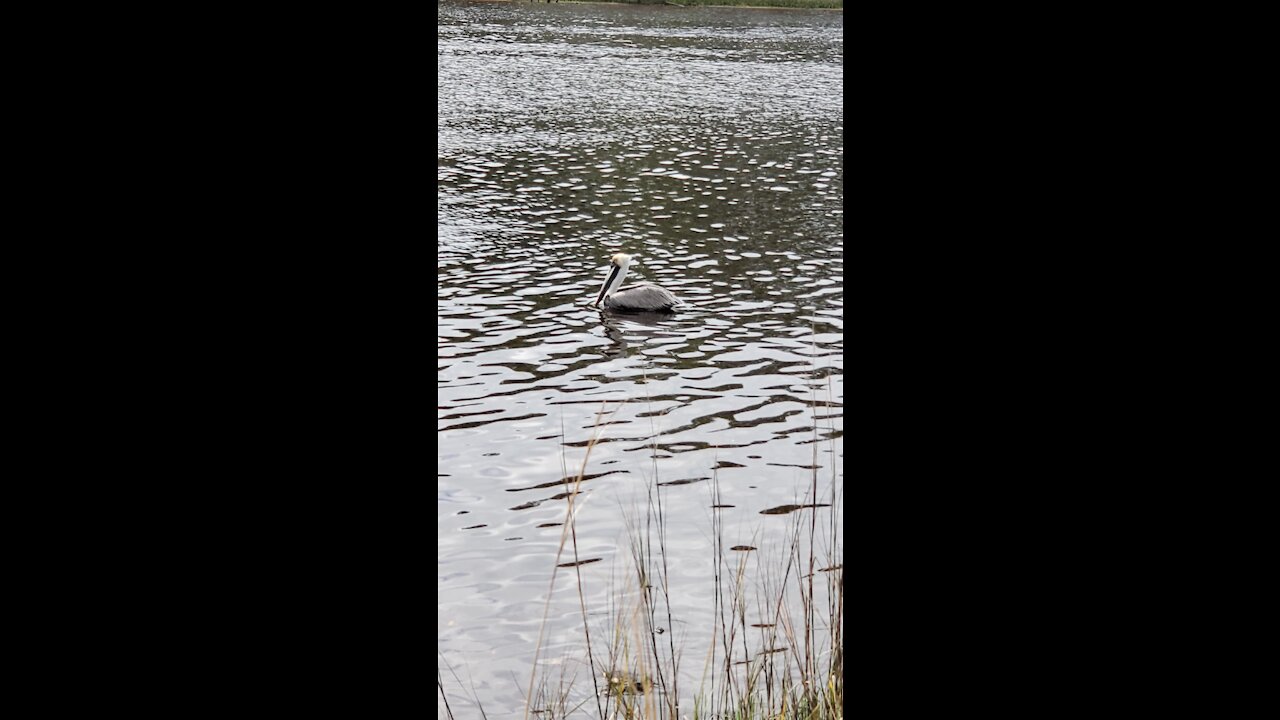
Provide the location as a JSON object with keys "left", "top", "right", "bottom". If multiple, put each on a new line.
{"left": 594, "top": 263, "right": 621, "bottom": 307}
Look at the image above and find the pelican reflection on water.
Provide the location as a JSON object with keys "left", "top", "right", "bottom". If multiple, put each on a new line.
{"left": 599, "top": 307, "right": 677, "bottom": 359}
{"left": 592, "top": 253, "right": 680, "bottom": 312}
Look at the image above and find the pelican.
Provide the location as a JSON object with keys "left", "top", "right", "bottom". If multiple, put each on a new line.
{"left": 592, "top": 253, "right": 679, "bottom": 312}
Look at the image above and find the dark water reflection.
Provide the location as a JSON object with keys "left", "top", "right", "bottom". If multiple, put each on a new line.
{"left": 439, "top": 1, "right": 841, "bottom": 714}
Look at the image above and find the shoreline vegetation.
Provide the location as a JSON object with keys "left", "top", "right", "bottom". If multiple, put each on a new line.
{"left": 440, "top": 375, "right": 844, "bottom": 718}
{"left": 457, "top": 0, "right": 845, "bottom": 10}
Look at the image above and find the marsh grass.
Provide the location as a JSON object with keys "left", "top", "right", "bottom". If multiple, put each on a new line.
{"left": 442, "top": 369, "right": 843, "bottom": 719}
{"left": 511, "top": 452, "right": 842, "bottom": 717}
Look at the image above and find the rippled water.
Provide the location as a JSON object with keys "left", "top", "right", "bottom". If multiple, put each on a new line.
{"left": 438, "top": 1, "right": 842, "bottom": 715}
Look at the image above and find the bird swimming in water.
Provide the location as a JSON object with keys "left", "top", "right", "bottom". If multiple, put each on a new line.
{"left": 592, "top": 253, "right": 680, "bottom": 312}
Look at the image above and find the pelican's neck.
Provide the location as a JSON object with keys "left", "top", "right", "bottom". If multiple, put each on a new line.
{"left": 609, "top": 262, "right": 630, "bottom": 294}
{"left": 595, "top": 261, "right": 630, "bottom": 306}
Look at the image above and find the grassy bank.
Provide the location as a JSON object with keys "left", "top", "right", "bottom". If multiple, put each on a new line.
{"left": 519, "top": 0, "right": 844, "bottom": 9}
{"left": 644, "top": 0, "right": 842, "bottom": 8}
{"left": 660, "top": 0, "right": 839, "bottom": 7}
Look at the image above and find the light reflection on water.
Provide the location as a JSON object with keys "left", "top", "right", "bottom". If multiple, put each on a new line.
{"left": 439, "top": 1, "right": 842, "bottom": 714}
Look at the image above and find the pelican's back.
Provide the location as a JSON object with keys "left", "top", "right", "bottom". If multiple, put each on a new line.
{"left": 604, "top": 283, "right": 679, "bottom": 312}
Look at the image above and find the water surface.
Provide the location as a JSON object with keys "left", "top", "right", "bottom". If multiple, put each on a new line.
{"left": 438, "top": 2, "right": 843, "bottom": 714}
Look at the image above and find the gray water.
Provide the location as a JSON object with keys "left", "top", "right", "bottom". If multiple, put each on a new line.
{"left": 438, "top": 2, "right": 843, "bottom": 715}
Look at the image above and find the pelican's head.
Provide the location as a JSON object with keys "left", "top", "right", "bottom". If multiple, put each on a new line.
{"left": 593, "top": 253, "right": 634, "bottom": 307}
